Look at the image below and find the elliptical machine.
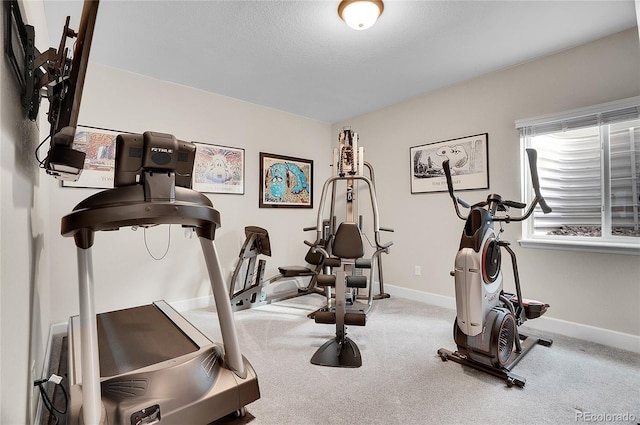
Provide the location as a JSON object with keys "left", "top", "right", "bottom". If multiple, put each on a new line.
{"left": 437, "top": 149, "right": 552, "bottom": 387}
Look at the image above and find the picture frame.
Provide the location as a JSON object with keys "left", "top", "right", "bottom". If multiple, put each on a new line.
{"left": 259, "top": 152, "right": 313, "bottom": 208}
{"left": 193, "top": 142, "right": 245, "bottom": 194}
{"left": 410, "top": 133, "right": 489, "bottom": 194}
{"left": 61, "top": 125, "right": 123, "bottom": 189}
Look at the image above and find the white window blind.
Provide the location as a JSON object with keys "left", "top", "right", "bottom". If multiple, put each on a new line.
{"left": 516, "top": 97, "right": 640, "bottom": 254}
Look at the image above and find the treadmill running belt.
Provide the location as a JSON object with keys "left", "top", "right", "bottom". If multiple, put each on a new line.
{"left": 97, "top": 304, "right": 199, "bottom": 377}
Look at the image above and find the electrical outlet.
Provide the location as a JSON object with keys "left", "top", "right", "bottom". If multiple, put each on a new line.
{"left": 414, "top": 266, "right": 421, "bottom": 276}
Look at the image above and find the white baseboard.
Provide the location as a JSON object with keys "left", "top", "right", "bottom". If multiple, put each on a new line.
{"left": 36, "top": 322, "right": 71, "bottom": 425}
{"left": 385, "top": 284, "right": 457, "bottom": 310}
{"left": 519, "top": 316, "right": 640, "bottom": 353}
{"left": 169, "top": 295, "right": 215, "bottom": 313}
{"left": 385, "top": 284, "right": 640, "bottom": 354}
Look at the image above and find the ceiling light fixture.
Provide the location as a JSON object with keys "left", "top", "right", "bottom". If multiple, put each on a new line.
{"left": 338, "top": 0, "right": 384, "bottom": 31}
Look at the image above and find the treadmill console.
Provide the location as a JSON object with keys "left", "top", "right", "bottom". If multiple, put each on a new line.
{"left": 114, "top": 131, "right": 196, "bottom": 189}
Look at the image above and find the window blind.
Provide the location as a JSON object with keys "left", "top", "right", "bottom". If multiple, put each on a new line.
{"left": 516, "top": 97, "right": 640, "bottom": 136}
{"left": 517, "top": 97, "right": 640, "bottom": 239}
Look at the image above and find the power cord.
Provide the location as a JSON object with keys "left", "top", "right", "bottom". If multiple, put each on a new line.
{"left": 34, "top": 374, "right": 68, "bottom": 425}
{"left": 35, "top": 134, "right": 51, "bottom": 168}
{"left": 141, "top": 224, "right": 172, "bottom": 260}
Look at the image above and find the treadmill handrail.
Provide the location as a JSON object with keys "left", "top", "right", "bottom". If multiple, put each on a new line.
{"left": 61, "top": 185, "right": 221, "bottom": 248}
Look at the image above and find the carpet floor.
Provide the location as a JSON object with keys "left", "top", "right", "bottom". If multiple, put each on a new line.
{"left": 42, "top": 294, "right": 639, "bottom": 425}
{"left": 178, "top": 294, "right": 640, "bottom": 425}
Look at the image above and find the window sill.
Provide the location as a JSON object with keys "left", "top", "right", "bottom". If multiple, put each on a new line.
{"left": 518, "top": 238, "right": 640, "bottom": 255}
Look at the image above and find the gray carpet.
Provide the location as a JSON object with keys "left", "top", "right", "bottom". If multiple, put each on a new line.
{"left": 180, "top": 295, "right": 640, "bottom": 425}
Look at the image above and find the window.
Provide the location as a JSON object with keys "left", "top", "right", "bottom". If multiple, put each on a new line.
{"left": 516, "top": 97, "right": 640, "bottom": 255}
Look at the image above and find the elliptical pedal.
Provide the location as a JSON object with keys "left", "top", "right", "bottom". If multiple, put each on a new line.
{"left": 437, "top": 347, "right": 527, "bottom": 388}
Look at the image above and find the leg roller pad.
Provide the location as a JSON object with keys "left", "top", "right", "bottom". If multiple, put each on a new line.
{"left": 355, "top": 258, "right": 371, "bottom": 269}
{"left": 346, "top": 275, "right": 367, "bottom": 288}
{"left": 325, "top": 258, "right": 342, "bottom": 268}
{"left": 316, "top": 274, "right": 336, "bottom": 287}
{"left": 314, "top": 312, "right": 366, "bottom": 326}
{"left": 344, "top": 312, "right": 366, "bottom": 326}
{"left": 315, "top": 311, "right": 336, "bottom": 324}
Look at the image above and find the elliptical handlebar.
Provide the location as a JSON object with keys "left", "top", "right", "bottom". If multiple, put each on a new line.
{"left": 443, "top": 160, "right": 469, "bottom": 220}
{"left": 526, "top": 148, "right": 552, "bottom": 214}
{"left": 443, "top": 148, "right": 551, "bottom": 222}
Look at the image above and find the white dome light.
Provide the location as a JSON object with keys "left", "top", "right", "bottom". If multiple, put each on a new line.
{"left": 338, "top": 0, "right": 384, "bottom": 31}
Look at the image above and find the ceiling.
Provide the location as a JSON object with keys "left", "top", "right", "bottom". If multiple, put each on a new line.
{"left": 43, "top": 0, "right": 638, "bottom": 123}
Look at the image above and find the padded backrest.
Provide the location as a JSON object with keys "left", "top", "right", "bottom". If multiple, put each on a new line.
{"left": 245, "top": 226, "right": 271, "bottom": 256}
{"left": 332, "top": 222, "right": 364, "bottom": 259}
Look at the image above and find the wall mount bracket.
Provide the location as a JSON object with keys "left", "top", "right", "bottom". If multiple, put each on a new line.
{"left": 3, "top": 0, "right": 76, "bottom": 122}
{"left": 3, "top": 0, "right": 99, "bottom": 181}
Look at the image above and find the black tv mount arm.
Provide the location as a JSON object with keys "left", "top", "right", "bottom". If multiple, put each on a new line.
{"left": 4, "top": 0, "right": 99, "bottom": 181}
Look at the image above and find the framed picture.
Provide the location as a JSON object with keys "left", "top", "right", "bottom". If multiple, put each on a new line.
{"left": 62, "top": 125, "right": 124, "bottom": 189}
{"left": 410, "top": 133, "right": 489, "bottom": 194}
{"left": 259, "top": 152, "right": 313, "bottom": 208}
{"left": 193, "top": 143, "right": 245, "bottom": 194}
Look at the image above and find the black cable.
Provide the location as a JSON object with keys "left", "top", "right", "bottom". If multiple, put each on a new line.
{"left": 143, "top": 224, "right": 171, "bottom": 260}
{"left": 35, "top": 134, "right": 51, "bottom": 168}
{"left": 35, "top": 376, "right": 68, "bottom": 425}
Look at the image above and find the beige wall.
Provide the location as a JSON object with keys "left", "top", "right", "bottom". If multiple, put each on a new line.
{"left": 332, "top": 28, "right": 640, "bottom": 336}
{"left": 2, "top": 10, "right": 638, "bottom": 425}
{"left": 3, "top": 22, "right": 331, "bottom": 424}
{"left": 45, "top": 63, "right": 332, "bottom": 323}
{"left": 1, "top": 2, "right": 54, "bottom": 423}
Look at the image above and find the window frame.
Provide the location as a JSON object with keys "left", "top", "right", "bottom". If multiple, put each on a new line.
{"left": 516, "top": 97, "right": 640, "bottom": 256}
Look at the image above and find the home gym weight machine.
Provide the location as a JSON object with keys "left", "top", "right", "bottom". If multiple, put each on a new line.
{"left": 227, "top": 223, "right": 331, "bottom": 312}
{"left": 309, "top": 134, "right": 394, "bottom": 316}
{"left": 306, "top": 128, "right": 393, "bottom": 367}
{"left": 62, "top": 132, "right": 260, "bottom": 424}
{"left": 228, "top": 164, "right": 392, "bottom": 313}
{"left": 437, "top": 148, "right": 553, "bottom": 387}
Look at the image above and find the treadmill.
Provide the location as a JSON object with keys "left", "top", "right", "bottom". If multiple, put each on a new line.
{"left": 61, "top": 131, "right": 260, "bottom": 425}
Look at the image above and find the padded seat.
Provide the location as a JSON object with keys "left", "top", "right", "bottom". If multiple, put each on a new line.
{"left": 277, "top": 265, "right": 314, "bottom": 278}
{"left": 276, "top": 237, "right": 329, "bottom": 278}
